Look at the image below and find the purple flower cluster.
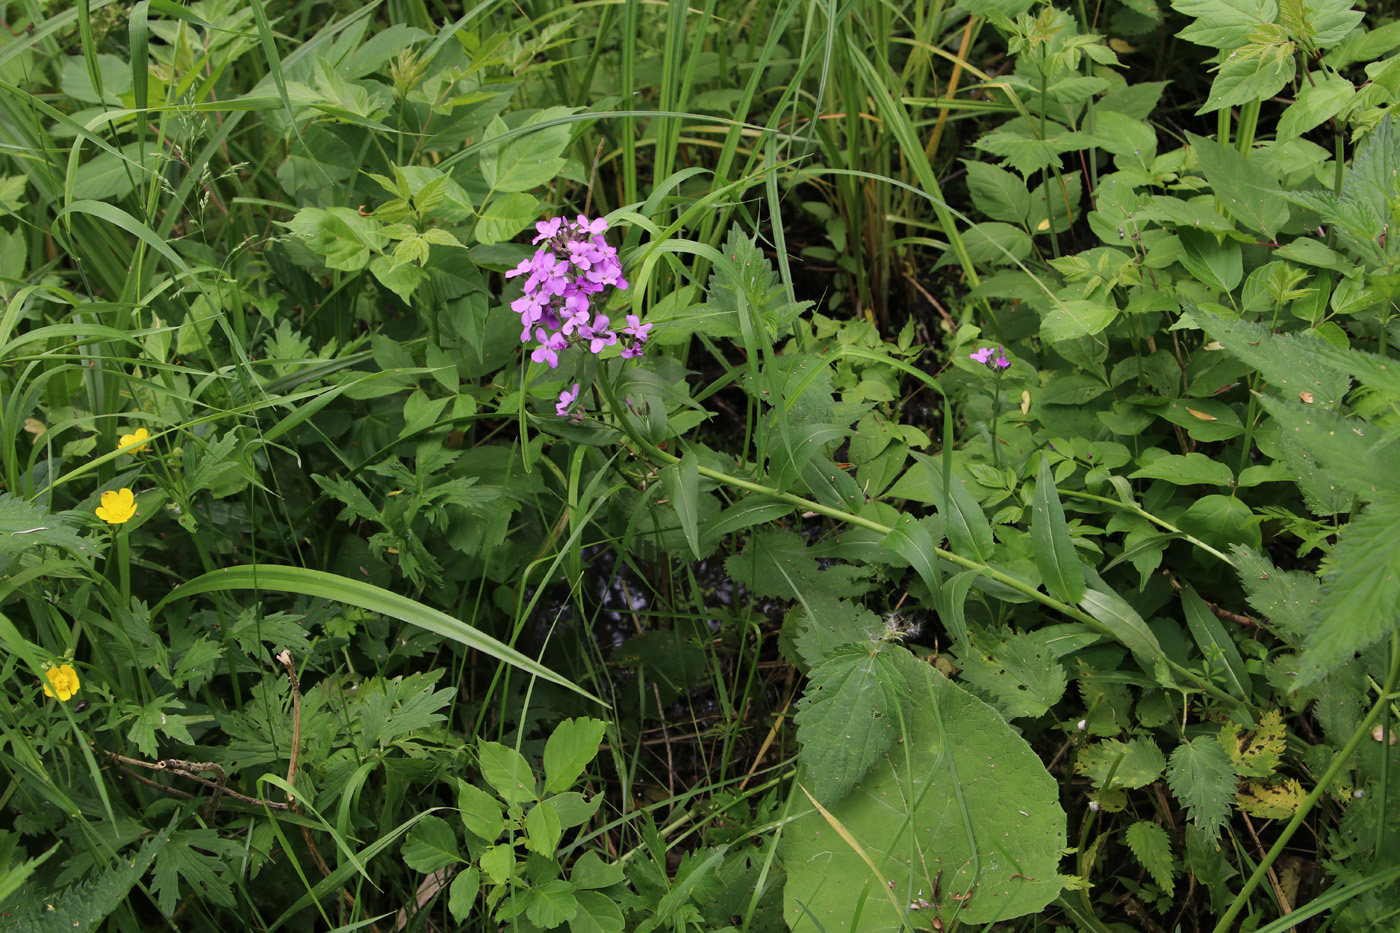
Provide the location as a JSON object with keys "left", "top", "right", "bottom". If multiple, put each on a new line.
{"left": 506, "top": 216, "right": 651, "bottom": 368}
{"left": 970, "top": 345, "right": 1010, "bottom": 370}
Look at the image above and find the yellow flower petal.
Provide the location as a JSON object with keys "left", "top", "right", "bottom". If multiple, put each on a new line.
{"left": 43, "top": 664, "right": 80, "bottom": 702}
{"left": 118, "top": 427, "right": 150, "bottom": 454}
{"left": 95, "top": 488, "right": 137, "bottom": 524}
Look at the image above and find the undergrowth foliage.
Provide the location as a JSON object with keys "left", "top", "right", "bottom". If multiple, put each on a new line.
{"left": 1, "top": 0, "right": 1399, "bottom": 931}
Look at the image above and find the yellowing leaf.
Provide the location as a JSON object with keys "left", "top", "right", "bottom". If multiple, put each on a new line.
{"left": 1220, "top": 709, "right": 1287, "bottom": 777}
{"left": 1236, "top": 778, "right": 1304, "bottom": 819}
{"left": 1185, "top": 407, "right": 1218, "bottom": 421}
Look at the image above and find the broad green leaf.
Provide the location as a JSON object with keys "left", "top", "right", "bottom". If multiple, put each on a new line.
{"left": 478, "top": 741, "right": 537, "bottom": 804}
{"left": 1186, "top": 133, "right": 1289, "bottom": 237}
{"left": 1280, "top": 0, "right": 1363, "bottom": 47}
{"left": 916, "top": 454, "right": 995, "bottom": 563}
{"left": 957, "top": 630, "right": 1067, "bottom": 719}
{"left": 1031, "top": 455, "right": 1085, "bottom": 604}
{"left": 524, "top": 800, "right": 562, "bottom": 855}
{"left": 661, "top": 455, "right": 701, "bottom": 559}
{"left": 1126, "top": 821, "right": 1176, "bottom": 894}
{"left": 456, "top": 779, "right": 505, "bottom": 841}
{"left": 1229, "top": 545, "right": 1318, "bottom": 644}
{"left": 793, "top": 645, "right": 907, "bottom": 804}
{"left": 524, "top": 879, "right": 579, "bottom": 928}
{"left": 782, "top": 651, "right": 1067, "bottom": 928}
{"left": 543, "top": 717, "right": 607, "bottom": 795}
{"left": 480, "top": 107, "right": 576, "bottom": 193}
{"left": 879, "top": 513, "right": 946, "bottom": 615}
{"left": 0, "top": 494, "right": 94, "bottom": 563}
{"left": 572, "top": 890, "right": 625, "bottom": 933}
{"left": 1179, "top": 229, "right": 1243, "bottom": 292}
{"left": 1195, "top": 314, "right": 1352, "bottom": 408}
{"left": 448, "top": 867, "right": 480, "bottom": 923}
{"left": 1130, "top": 452, "right": 1233, "bottom": 486}
{"left": 1277, "top": 74, "right": 1354, "bottom": 141}
{"left": 1090, "top": 110, "right": 1159, "bottom": 168}
{"left": 1199, "top": 44, "right": 1296, "bottom": 116}
{"left": 788, "top": 594, "right": 885, "bottom": 668}
{"left": 1075, "top": 736, "right": 1167, "bottom": 789}
{"left": 401, "top": 814, "right": 461, "bottom": 873}
{"left": 1259, "top": 395, "right": 1399, "bottom": 500}
{"left": 724, "top": 529, "right": 870, "bottom": 601}
{"left": 1177, "top": 494, "right": 1262, "bottom": 550}
{"left": 282, "top": 206, "right": 385, "bottom": 271}
{"left": 960, "top": 221, "right": 1033, "bottom": 265}
{"left": 1173, "top": 0, "right": 1278, "bottom": 49}
{"left": 1182, "top": 587, "right": 1251, "bottom": 699}
{"left": 1041, "top": 298, "right": 1117, "bottom": 341}
{"left": 1158, "top": 397, "right": 1245, "bottom": 441}
{"left": 973, "top": 118, "right": 1093, "bottom": 177}
{"left": 1167, "top": 737, "right": 1236, "bottom": 842}
{"left": 475, "top": 192, "right": 538, "bottom": 246}
{"left": 154, "top": 566, "right": 597, "bottom": 700}
{"left": 1295, "top": 495, "right": 1400, "bottom": 686}
{"left": 963, "top": 160, "right": 1030, "bottom": 224}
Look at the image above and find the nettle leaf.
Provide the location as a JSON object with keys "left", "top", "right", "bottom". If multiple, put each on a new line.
{"left": 1195, "top": 314, "right": 1352, "bottom": 409}
{"left": 707, "top": 226, "right": 812, "bottom": 337}
{"left": 1125, "top": 821, "right": 1176, "bottom": 894}
{"left": 1230, "top": 544, "right": 1318, "bottom": 643}
{"left": 793, "top": 644, "right": 907, "bottom": 803}
{"left": 1295, "top": 495, "right": 1400, "bottom": 686}
{"left": 956, "top": 630, "right": 1068, "bottom": 720}
{"left": 783, "top": 650, "right": 1068, "bottom": 929}
{"left": 1259, "top": 394, "right": 1398, "bottom": 501}
{"left": 1173, "top": 0, "right": 1278, "bottom": 49}
{"left": 1167, "top": 736, "right": 1237, "bottom": 842}
{"left": 787, "top": 594, "right": 885, "bottom": 668}
{"left": 1075, "top": 736, "right": 1166, "bottom": 789}
{"left": 724, "top": 529, "right": 870, "bottom": 601}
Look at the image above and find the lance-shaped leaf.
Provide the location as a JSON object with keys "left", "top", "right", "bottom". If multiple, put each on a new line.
{"left": 1031, "top": 455, "right": 1085, "bottom": 604}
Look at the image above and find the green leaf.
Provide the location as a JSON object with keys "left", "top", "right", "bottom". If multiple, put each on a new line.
{"left": 480, "top": 108, "right": 575, "bottom": 193}
{"left": 0, "top": 494, "right": 94, "bottom": 563}
{"left": 957, "top": 630, "right": 1068, "bottom": 719}
{"left": 1230, "top": 544, "right": 1318, "bottom": 643}
{"left": 1177, "top": 494, "right": 1262, "bottom": 550}
{"left": 401, "top": 814, "right": 461, "bottom": 873}
{"left": 1075, "top": 736, "right": 1167, "bottom": 789}
{"left": 475, "top": 192, "right": 538, "bottom": 246}
{"left": 1295, "top": 495, "right": 1400, "bottom": 686}
{"left": 543, "top": 717, "right": 607, "bottom": 795}
{"left": 879, "top": 513, "right": 947, "bottom": 622}
{"left": 1259, "top": 394, "right": 1399, "bottom": 501}
{"left": 788, "top": 594, "right": 885, "bottom": 668}
{"left": 1126, "top": 821, "right": 1176, "bottom": 894}
{"left": 1157, "top": 397, "right": 1245, "bottom": 441}
{"left": 155, "top": 566, "right": 598, "bottom": 701}
{"left": 1079, "top": 586, "right": 1167, "bottom": 678}
{"left": 524, "top": 879, "right": 579, "bottom": 928}
{"left": 1179, "top": 229, "right": 1243, "bottom": 292}
{"left": 963, "top": 160, "right": 1030, "bottom": 225}
{"left": 524, "top": 800, "right": 563, "bottom": 855}
{"left": 793, "top": 645, "right": 907, "bottom": 804}
{"left": 282, "top": 206, "right": 385, "bottom": 271}
{"left": 724, "top": 529, "right": 869, "bottom": 601}
{"left": 456, "top": 779, "right": 505, "bottom": 841}
{"left": 1195, "top": 314, "right": 1352, "bottom": 409}
{"left": 478, "top": 741, "right": 537, "bottom": 804}
{"left": 1031, "top": 455, "right": 1085, "bottom": 604}
{"left": 1167, "top": 736, "right": 1237, "bottom": 842}
{"left": 782, "top": 651, "right": 1068, "bottom": 928}
{"left": 918, "top": 454, "right": 995, "bottom": 563}
{"left": 1041, "top": 298, "right": 1118, "bottom": 342}
{"left": 1182, "top": 586, "right": 1251, "bottom": 699}
{"left": 1277, "top": 74, "right": 1354, "bottom": 141}
{"left": 1199, "top": 44, "right": 1296, "bottom": 116}
{"left": 1130, "top": 452, "right": 1234, "bottom": 486}
{"left": 448, "top": 867, "right": 480, "bottom": 923}
{"left": 1173, "top": 0, "right": 1278, "bottom": 49}
{"left": 571, "top": 890, "right": 625, "bottom": 933}
{"left": 662, "top": 455, "right": 702, "bottom": 560}
{"left": 1186, "top": 133, "right": 1290, "bottom": 237}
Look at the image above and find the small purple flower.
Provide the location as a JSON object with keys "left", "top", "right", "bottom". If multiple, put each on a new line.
{"left": 992, "top": 347, "right": 1010, "bottom": 369}
{"left": 576, "top": 215, "right": 607, "bottom": 235}
{"left": 532, "top": 217, "right": 562, "bottom": 244}
{"left": 530, "top": 329, "right": 568, "bottom": 368}
{"left": 623, "top": 314, "right": 652, "bottom": 343}
{"left": 970, "top": 345, "right": 1010, "bottom": 370}
{"left": 970, "top": 347, "right": 994, "bottom": 364}
{"left": 556, "top": 383, "right": 580, "bottom": 417}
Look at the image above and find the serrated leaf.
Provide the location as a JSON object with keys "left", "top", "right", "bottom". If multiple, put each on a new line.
{"left": 543, "top": 717, "right": 607, "bottom": 795}
{"left": 788, "top": 594, "right": 884, "bottom": 668}
{"left": 1167, "top": 737, "right": 1237, "bottom": 842}
{"left": 783, "top": 651, "right": 1068, "bottom": 928}
{"left": 1195, "top": 314, "right": 1351, "bottom": 409}
{"left": 1230, "top": 544, "right": 1318, "bottom": 643}
{"left": 725, "top": 529, "right": 869, "bottom": 601}
{"left": 793, "top": 646, "right": 907, "bottom": 803}
{"left": 1173, "top": 0, "right": 1278, "bottom": 49}
{"left": 478, "top": 741, "right": 536, "bottom": 804}
{"left": 957, "top": 630, "right": 1068, "bottom": 719}
{"left": 524, "top": 879, "right": 579, "bottom": 928}
{"left": 1259, "top": 395, "right": 1397, "bottom": 501}
{"left": 1032, "top": 456, "right": 1085, "bottom": 604}
{"left": 1295, "top": 495, "right": 1400, "bottom": 686}
{"left": 1221, "top": 709, "right": 1287, "bottom": 777}
{"left": 1075, "top": 736, "right": 1167, "bottom": 788}
{"left": 1236, "top": 778, "right": 1304, "bottom": 818}
{"left": 402, "top": 814, "right": 461, "bottom": 873}
{"left": 1126, "top": 821, "right": 1176, "bottom": 894}
{"left": 963, "top": 160, "right": 1030, "bottom": 224}
{"left": 282, "top": 206, "right": 385, "bottom": 271}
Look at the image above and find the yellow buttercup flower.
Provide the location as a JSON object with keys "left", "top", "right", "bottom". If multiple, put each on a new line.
{"left": 95, "top": 488, "right": 137, "bottom": 524}
{"left": 42, "top": 664, "right": 80, "bottom": 701}
{"left": 118, "top": 427, "right": 150, "bottom": 454}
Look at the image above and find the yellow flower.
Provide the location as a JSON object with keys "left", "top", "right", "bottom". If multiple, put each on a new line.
{"left": 42, "top": 664, "right": 80, "bottom": 701}
{"left": 95, "top": 488, "right": 137, "bottom": 524}
{"left": 118, "top": 427, "right": 150, "bottom": 454}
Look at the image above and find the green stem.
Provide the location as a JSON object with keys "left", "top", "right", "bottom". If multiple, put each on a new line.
{"left": 115, "top": 528, "right": 130, "bottom": 608}
{"left": 594, "top": 369, "right": 1240, "bottom": 706}
{"left": 1209, "top": 631, "right": 1400, "bottom": 933}
{"left": 1236, "top": 98, "right": 1261, "bottom": 155}
{"left": 1059, "top": 489, "right": 1236, "bottom": 567}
